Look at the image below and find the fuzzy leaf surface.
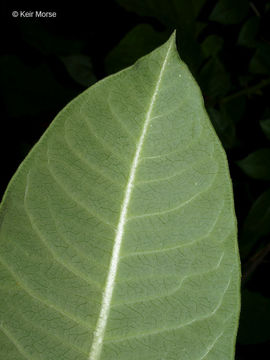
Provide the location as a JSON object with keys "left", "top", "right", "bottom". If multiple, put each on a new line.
{"left": 0, "top": 34, "right": 240, "bottom": 360}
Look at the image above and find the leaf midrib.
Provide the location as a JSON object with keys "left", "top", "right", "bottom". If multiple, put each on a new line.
{"left": 88, "top": 38, "right": 174, "bottom": 360}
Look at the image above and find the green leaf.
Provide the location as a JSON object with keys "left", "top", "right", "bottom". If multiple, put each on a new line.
{"left": 260, "top": 118, "right": 270, "bottom": 140}
{"left": 115, "top": 0, "right": 198, "bottom": 28}
{"left": 61, "top": 55, "right": 97, "bottom": 87}
{"left": 221, "top": 97, "right": 246, "bottom": 125}
{"left": 238, "top": 290, "right": 270, "bottom": 344}
{"left": 209, "top": 0, "right": 249, "bottom": 25}
{"left": 241, "top": 188, "right": 270, "bottom": 257}
{"left": 238, "top": 17, "right": 260, "bottom": 48}
{"left": 208, "top": 107, "right": 236, "bottom": 149}
{"left": 115, "top": 2, "right": 203, "bottom": 73}
{"left": 192, "top": 0, "right": 207, "bottom": 17}
{"left": 201, "top": 35, "right": 224, "bottom": 58}
{"left": 249, "top": 43, "right": 270, "bottom": 74}
{"left": 237, "top": 148, "right": 270, "bottom": 180}
{"left": 0, "top": 34, "right": 240, "bottom": 360}
{"left": 198, "top": 57, "right": 231, "bottom": 99}
{"left": 105, "top": 24, "right": 168, "bottom": 74}
{"left": 195, "top": 21, "right": 207, "bottom": 37}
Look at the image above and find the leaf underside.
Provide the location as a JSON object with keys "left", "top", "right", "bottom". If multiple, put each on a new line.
{"left": 0, "top": 34, "right": 240, "bottom": 360}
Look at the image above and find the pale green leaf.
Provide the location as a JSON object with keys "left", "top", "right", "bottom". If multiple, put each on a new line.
{"left": 0, "top": 33, "right": 240, "bottom": 360}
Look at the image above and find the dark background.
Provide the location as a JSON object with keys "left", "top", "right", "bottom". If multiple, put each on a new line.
{"left": 1, "top": 0, "right": 270, "bottom": 358}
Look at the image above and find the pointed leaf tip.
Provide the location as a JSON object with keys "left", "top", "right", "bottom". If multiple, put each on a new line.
{"left": 170, "top": 29, "right": 176, "bottom": 40}
{"left": 169, "top": 30, "right": 177, "bottom": 46}
{"left": 161, "top": 30, "right": 177, "bottom": 56}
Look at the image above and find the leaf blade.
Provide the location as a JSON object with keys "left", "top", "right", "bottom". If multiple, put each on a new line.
{"left": 0, "top": 33, "right": 240, "bottom": 360}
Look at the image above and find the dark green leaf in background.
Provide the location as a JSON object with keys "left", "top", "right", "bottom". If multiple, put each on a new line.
{"left": 192, "top": 0, "right": 207, "bottom": 17}
{"left": 208, "top": 107, "right": 236, "bottom": 149}
{"left": 195, "top": 21, "right": 207, "bottom": 37}
{"left": 20, "top": 23, "right": 85, "bottom": 56}
{"left": 241, "top": 188, "right": 270, "bottom": 257}
{"left": 105, "top": 24, "right": 168, "bottom": 74}
{"left": 115, "top": 0, "right": 204, "bottom": 72}
{"left": 201, "top": 35, "right": 224, "bottom": 58}
{"left": 237, "top": 149, "right": 270, "bottom": 180}
{"left": 249, "top": 43, "right": 270, "bottom": 75}
{"left": 221, "top": 96, "right": 246, "bottom": 124}
{"left": 0, "top": 56, "right": 75, "bottom": 118}
{"left": 60, "top": 55, "right": 97, "bottom": 87}
{"left": 116, "top": 0, "right": 203, "bottom": 28}
{"left": 209, "top": 0, "right": 249, "bottom": 25}
{"left": 238, "top": 290, "right": 270, "bottom": 344}
{"left": 238, "top": 17, "right": 260, "bottom": 48}
{"left": 198, "top": 57, "right": 231, "bottom": 100}
{"left": 260, "top": 118, "right": 270, "bottom": 140}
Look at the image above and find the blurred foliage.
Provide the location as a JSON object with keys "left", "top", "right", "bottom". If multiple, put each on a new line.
{"left": 260, "top": 117, "right": 270, "bottom": 140}
{"left": 60, "top": 54, "right": 97, "bottom": 87}
{"left": 209, "top": 0, "right": 249, "bottom": 25}
{"left": 0, "top": 55, "right": 76, "bottom": 117}
{"left": 1, "top": 0, "right": 270, "bottom": 358}
{"left": 105, "top": 24, "right": 169, "bottom": 73}
{"left": 237, "top": 148, "right": 270, "bottom": 180}
{"left": 241, "top": 188, "right": 270, "bottom": 258}
{"left": 238, "top": 289, "right": 270, "bottom": 344}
